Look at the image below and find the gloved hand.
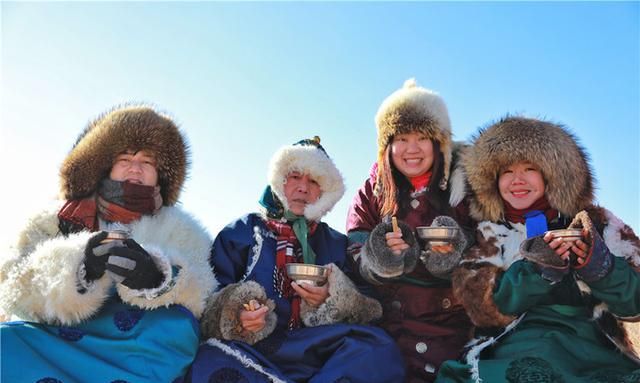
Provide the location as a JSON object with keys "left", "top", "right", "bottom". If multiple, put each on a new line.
{"left": 569, "top": 211, "right": 614, "bottom": 282}
{"left": 420, "top": 216, "right": 468, "bottom": 279}
{"left": 520, "top": 235, "right": 570, "bottom": 283}
{"left": 83, "top": 231, "right": 123, "bottom": 282}
{"left": 106, "top": 239, "right": 164, "bottom": 290}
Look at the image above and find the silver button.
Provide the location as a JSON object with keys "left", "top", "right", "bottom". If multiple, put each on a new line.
{"left": 424, "top": 363, "right": 436, "bottom": 374}
{"left": 442, "top": 298, "right": 451, "bottom": 309}
{"left": 391, "top": 300, "right": 402, "bottom": 310}
{"left": 415, "top": 342, "right": 428, "bottom": 354}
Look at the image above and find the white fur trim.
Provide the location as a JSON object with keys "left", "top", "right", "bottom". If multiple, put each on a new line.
{"left": 603, "top": 209, "right": 640, "bottom": 266}
{"left": 268, "top": 144, "right": 345, "bottom": 221}
{"left": 1, "top": 206, "right": 113, "bottom": 325}
{"left": 475, "top": 221, "right": 526, "bottom": 269}
{"left": 241, "top": 225, "right": 264, "bottom": 282}
{"left": 205, "top": 338, "right": 287, "bottom": 383}
{"left": 448, "top": 162, "right": 467, "bottom": 207}
{"left": 116, "top": 207, "right": 216, "bottom": 318}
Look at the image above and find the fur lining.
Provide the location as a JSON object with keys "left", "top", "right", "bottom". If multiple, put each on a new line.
{"left": 59, "top": 105, "right": 188, "bottom": 205}
{"left": 268, "top": 144, "right": 345, "bottom": 221}
{"left": 1, "top": 204, "right": 215, "bottom": 324}
{"left": 1, "top": 214, "right": 112, "bottom": 325}
{"left": 361, "top": 220, "right": 419, "bottom": 278}
{"left": 300, "top": 263, "right": 382, "bottom": 326}
{"left": 205, "top": 338, "right": 286, "bottom": 383}
{"left": 375, "top": 78, "right": 452, "bottom": 186}
{"left": 200, "top": 281, "right": 277, "bottom": 345}
{"left": 463, "top": 116, "right": 594, "bottom": 222}
{"left": 448, "top": 142, "right": 468, "bottom": 207}
{"left": 115, "top": 207, "right": 216, "bottom": 318}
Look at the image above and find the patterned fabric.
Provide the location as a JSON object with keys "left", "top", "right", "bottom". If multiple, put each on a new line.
{"left": 58, "top": 179, "right": 162, "bottom": 232}
{"left": 1, "top": 297, "right": 199, "bottom": 383}
{"left": 263, "top": 218, "right": 317, "bottom": 329}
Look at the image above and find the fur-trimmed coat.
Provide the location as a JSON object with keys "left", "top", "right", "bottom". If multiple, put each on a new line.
{"left": 0, "top": 202, "right": 216, "bottom": 324}
{"left": 184, "top": 213, "right": 405, "bottom": 383}
{"left": 450, "top": 206, "right": 640, "bottom": 380}
{"left": 346, "top": 163, "right": 475, "bottom": 383}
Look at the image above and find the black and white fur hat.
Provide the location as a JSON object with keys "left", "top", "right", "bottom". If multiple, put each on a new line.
{"left": 268, "top": 137, "right": 345, "bottom": 221}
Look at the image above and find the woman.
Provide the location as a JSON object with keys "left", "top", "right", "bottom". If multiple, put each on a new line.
{"left": 346, "top": 79, "right": 474, "bottom": 382}
{"left": 437, "top": 116, "right": 640, "bottom": 382}
{"left": 0, "top": 105, "right": 216, "bottom": 382}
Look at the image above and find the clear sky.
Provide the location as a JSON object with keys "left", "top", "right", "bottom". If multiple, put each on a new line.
{"left": 1, "top": 1, "right": 638, "bottom": 246}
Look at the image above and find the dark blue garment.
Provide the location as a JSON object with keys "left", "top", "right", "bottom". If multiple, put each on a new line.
{"left": 186, "top": 214, "right": 405, "bottom": 383}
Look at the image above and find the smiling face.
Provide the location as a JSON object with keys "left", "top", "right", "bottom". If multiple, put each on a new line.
{"left": 390, "top": 132, "right": 434, "bottom": 178}
{"left": 109, "top": 150, "right": 158, "bottom": 187}
{"left": 498, "top": 161, "right": 546, "bottom": 210}
{"left": 283, "top": 171, "right": 322, "bottom": 216}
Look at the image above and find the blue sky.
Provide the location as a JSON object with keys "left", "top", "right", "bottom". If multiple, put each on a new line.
{"left": 1, "top": 1, "right": 638, "bottom": 246}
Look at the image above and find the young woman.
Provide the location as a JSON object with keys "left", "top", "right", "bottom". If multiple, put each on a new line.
{"left": 346, "top": 79, "right": 474, "bottom": 382}
{"left": 437, "top": 116, "right": 640, "bottom": 382}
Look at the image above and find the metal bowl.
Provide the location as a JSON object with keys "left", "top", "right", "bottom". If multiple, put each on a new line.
{"left": 546, "top": 228, "right": 583, "bottom": 242}
{"left": 416, "top": 226, "right": 459, "bottom": 246}
{"left": 286, "top": 263, "right": 329, "bottom": 286}
{"left": 101, "top": 230, "right": 130, "bottom": 243}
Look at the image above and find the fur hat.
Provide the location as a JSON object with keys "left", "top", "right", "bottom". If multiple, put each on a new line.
{"left": 59, "top": 105, "right": 188, "bottom": 206}
{"left": 268, "top": 136, "right": 345, "bottom": 221}
{"left": 462, "top": 116, "right": 594, "bottom": 222}
{"left": 375, "top": 78, "right": 452, "bottom": 189}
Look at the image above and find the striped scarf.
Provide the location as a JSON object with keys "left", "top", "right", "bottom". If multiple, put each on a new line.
{"left": 264, "top": 218, "right": 318, "bottom": 329}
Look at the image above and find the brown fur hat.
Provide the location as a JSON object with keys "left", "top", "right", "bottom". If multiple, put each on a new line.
{"left": 375, "top": 78, "right": 452, "bottom": 188}
{"left": 59, "top": 105, "right": 188, "bottom": 205}
{"left": 463, "top": 116, "right": 594, "bottom": 222}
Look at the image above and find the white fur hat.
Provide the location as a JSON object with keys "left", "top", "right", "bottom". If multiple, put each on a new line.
{"left": 268, "top": 137, "right": 345, "bottom": 221}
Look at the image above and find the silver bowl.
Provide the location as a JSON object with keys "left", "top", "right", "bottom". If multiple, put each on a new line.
{"left": 101, "top": 230, "right": 129, "bottom": 243}
{"left": 546, "top": 229, "right": 583, "bottom": 243}
{"left": 286, "top": 263, "right": 329, "bottom": 286}
{"left": 416, "top": 226, "right": 459, "bottom": 247}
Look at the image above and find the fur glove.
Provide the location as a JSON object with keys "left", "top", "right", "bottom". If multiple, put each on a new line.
{"left": 360, "top": 220, "right": 420, "bottom": 279}
{"left": 520, "top": 235, "right": 570, "bottom": 283}
{"left": 200, "top": 281, "right": 277, "bottom": 345}
{"left": 300, "top": 264, "right": 382, "bottom": 327}
{"left": 419, "top": 216, "right": 467, "bottom": 279}
{"left": 569, "top": 211, "right": 614, "bottom": 282}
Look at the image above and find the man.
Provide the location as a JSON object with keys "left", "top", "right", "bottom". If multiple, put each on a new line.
{"left": 184, "top": 137, "right": 405, "bottom": 383}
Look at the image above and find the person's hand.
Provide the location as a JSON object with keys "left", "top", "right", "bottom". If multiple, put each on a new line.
{"left": 543, "top": 232, "right": 573, "bottom": 263}
{"left": 385, "top": 231, "right": 410, "bottom": 255}
{"left": 291, "top": 271, "right": 331, "bottom": 307}
{"left": 83, "top": 231, "right": 122, "bottom": 282}
{"left": 543, "top": 229, "right": 590, "bottom": 266}
{"left": 239, "top": 302, "right": 270, "bottom": 333}
{"left": 106, "top": 239, "right": 164, "bottom": 290}
{"left": 569, "top": 228, "right": 590, "bottom": 266}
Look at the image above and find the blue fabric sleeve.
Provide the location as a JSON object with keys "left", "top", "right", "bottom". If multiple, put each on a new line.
{"left": 210, "top": 215, "right": 256, "bottom": 288}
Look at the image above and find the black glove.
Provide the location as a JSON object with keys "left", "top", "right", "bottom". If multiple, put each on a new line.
{"left": 83, "top": 231, "right": 110, "bottom": 282}
{"left": 106, "top": 239, "right": 164, "bottom": 290}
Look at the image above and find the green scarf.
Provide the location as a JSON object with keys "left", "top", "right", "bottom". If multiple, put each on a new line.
{"left": 283, "top": 210, "right": 317, "bottom": 264}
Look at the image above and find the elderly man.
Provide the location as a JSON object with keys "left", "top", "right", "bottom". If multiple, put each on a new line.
{"left": 183, "top": 137, "right": 405, "bottom": 383}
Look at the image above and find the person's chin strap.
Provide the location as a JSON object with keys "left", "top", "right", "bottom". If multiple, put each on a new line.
{"left": 283, "top": 210, "right": 317, "bottom": 264}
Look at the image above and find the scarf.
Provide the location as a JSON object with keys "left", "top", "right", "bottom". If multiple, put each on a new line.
{"left": 264, "top": 216, "right": 318, "bottom": 330}
{"left": 503, "top": 196, "right": 557, "bottom": 224}
{"left": 409, "top": 171, "right": 432, "bottom": 191}
{"left": 58, "top": 179, "right": 163, "bottom": 233}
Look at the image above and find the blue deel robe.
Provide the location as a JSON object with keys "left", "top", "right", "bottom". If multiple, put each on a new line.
{"left": 183, "top": 213, "right": 405, "bottom": 383}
